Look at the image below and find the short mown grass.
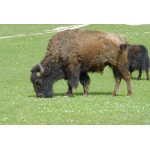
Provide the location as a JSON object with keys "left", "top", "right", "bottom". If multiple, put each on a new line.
{"left": 0, "top": 24, "right": 150, "bottom": 124}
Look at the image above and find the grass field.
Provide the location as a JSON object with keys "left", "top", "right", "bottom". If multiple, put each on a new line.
{"left": 0, "top": 24, "right": 150, "bottom": 124}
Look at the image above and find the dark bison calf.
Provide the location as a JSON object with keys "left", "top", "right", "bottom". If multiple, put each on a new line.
{"left": 128, "top": 45, "right": 150, "bottom": 80}
{"left": 30, "top": 29, "right": 132, "bottom": 98}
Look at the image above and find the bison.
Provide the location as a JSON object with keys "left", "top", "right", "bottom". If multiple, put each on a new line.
{"left": 128, "top": 45, "right": 150, "bottom": 80}
{"left": 30, "top": 29, "right": 132, "bottom": 98}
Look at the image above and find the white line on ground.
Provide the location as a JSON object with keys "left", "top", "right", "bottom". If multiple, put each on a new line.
{"left": 0, "top": 24, "right": 89, "bottom": 39}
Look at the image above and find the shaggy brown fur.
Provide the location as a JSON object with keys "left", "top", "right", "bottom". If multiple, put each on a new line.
{"left": 30, "top": 29, "right": 132, "bottom": 98}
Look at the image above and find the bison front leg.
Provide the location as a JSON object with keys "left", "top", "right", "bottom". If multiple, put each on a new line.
{"left": 65, "top": 81, "right": 73, "bottom": 97}
{"left": 79, "top": 72, "right": 90, "bottom": 96}
{"left": 65, "top": 63, "right": 80, "bottom": 97}
{"left": 137, "top": 68, "right": 142, "bottom": 80}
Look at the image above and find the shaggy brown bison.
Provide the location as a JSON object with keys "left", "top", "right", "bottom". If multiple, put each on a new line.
{"left": 30, "top": 29, "right": 132, "bottom": 98}
{"left": 128, "top": 45, "right": 150, "bottom": 80}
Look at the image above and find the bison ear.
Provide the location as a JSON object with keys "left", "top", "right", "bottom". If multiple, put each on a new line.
{"left": 120, "top": 44, "right": 127, "bottom": 50}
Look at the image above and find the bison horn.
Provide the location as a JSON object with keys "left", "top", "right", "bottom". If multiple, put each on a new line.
{"left": 38, "top": 63, "right": 44, "bottom": 75}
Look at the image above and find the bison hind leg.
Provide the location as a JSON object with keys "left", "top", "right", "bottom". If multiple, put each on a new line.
{"left": 112, "top": 67, "right": 122, "bottom": 96}
{"left": 119, "top": 69, "right": 132, "bottom": 96}
{"left": 146, "top": 70, "right": 149, "bottom": 80}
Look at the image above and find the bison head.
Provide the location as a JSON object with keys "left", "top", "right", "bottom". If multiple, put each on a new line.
{"left": 30, "top": 64, "right": 54, "bottom": 98}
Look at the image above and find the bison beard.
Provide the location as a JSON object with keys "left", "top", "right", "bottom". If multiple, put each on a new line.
{"left": 30, "top": 29, "right": 132, "bottom": 98}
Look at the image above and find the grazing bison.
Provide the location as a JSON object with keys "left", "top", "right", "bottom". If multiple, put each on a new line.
{"left": 128, "top": 45, "right": 150, "bottom": 80}
{"left": 30, "top": 29, "right": 132, "bottom": 98}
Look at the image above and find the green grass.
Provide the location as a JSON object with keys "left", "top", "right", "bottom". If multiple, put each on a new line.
{"left": 0, "top": 24, "right": 150, "bottom": 124}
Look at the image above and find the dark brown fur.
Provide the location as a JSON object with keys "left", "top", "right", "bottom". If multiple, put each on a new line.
{"left": 128, "top": 45, "right": 150, "bottom": 80}
{"left": 30, "top": 29, "right": 132, "bottom": 97}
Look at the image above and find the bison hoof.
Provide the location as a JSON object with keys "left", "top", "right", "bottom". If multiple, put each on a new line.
{"left": 111, "top": 93, "right": 118, "bottom": 96}
{"left": 65, "top": 92, "right": 73, "bottom": 97}
{"left": 83, "top": 93, "right": 88, "bottom": 97}
{"left": 126, "top": 92, "right": 132, "bottom": 97}
{"left": 126, "top": 95, "right": 131, "bottom": 98}
{"left": 137, "top": 77, "right": 141, "bottom": 80}
{"left": 147, "top": 78, "right": 149, "bottom": 80}
{"left": 64, "top": 95, "right": 70, "bottom": 98}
